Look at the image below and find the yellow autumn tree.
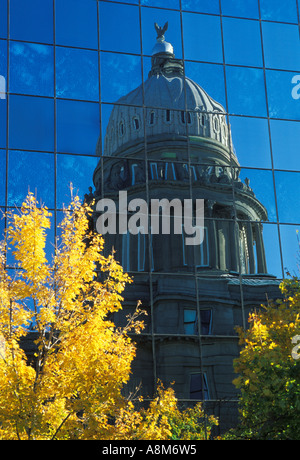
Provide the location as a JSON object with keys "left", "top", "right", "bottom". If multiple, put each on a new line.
{"left": 0, "top": 192, "right": 218, "bottom": 440}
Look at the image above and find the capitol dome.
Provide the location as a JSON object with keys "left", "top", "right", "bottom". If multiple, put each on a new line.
{"left": 102, "top": 24, "right": 235, "bottom": 162}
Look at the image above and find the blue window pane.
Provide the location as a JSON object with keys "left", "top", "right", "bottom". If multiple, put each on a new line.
{"left": 141, "top": 7, "right": 182, "bottom": 58}
{"left": 99, "top": 3, "right": 141, "bottom": 54}
{"left": 9, "top": 95, "right": 54, "bottom": 151}
{"left": 0, "top": 0, "right": 7, "bottom": 38}
{"left": 56, "top": 154, "right": 98, "bottom": 208}
{"left": 262, "top": 223, "right": 283, "bottom": 279}
{"left": 10, "top": 0, "right": 53, "bottom": 44}
{"left": 141, "top": 0, "right": 180, "bottom": 9}
{"left": 55, "top": 0, "right": 98, "bottom": 49}
{"left": 260, "top": 0, "right": 298, "bottom": 23}
{"left": 56, "top": 47, "right": 99, "bottom": 101}
{"left": 0, "top": 39, "right": 7, "bottom": 81}
{"left": 184, "top": 62, "right": 226, "bottom": 109}
{"left": 275, "top": 171, "right": 300, "bottom": 224}
{"left": 0, "top": 98, "right": 6, "bottom": 148}
{"left": 270, "top": 120, "right": 300, "bottom": 171}
{"left": 7, "top": 150, "right": 54, "bottom": 208}
{"left": 221, "top": 0, "right": 259, "bottom": 18}
{"left": 57, "top": 99, "right": 100, "bottom": 155}
{"left": 9, "top": 42, "right": 54, "bottom": 97}
{"left": 238, "top": 168, "right": 277, "bottom": 222}
{"left": 182, "top": 13, "right": 223, "bottom": 63}
{"left": 181, "top": 0, "right": 220, "bottom": 14}
{"left": 226, "top": 67, "right": 267, "bottom": 117}
{"left": 0, "top": 149, "right": 5, "bottom": 206}
{"left": 262, "top": 23, "right": 300, "bottom": 71}
{"left": 229, "top": 117, "right": 272, "bottom": 168}
{"left": 223, "top": 18, "right": 263, "bottom": 67}
{"left": 100, "top": 52, "right": 142, "bottom": 104}
{"left": 266, "top": 70, "right": 300, "bottom": 120}
{"left": 280, "top": 224, "right": 300, "bottom": 278}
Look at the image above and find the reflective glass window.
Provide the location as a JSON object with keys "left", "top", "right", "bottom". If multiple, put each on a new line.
{"left": 184, "top": 62, "right": 226, "bottom": 109}
{"left": 237, "top": 168, "right": 277, "bottom": 222}
{"left": 56, "top": 47, "right": 99, "bottom": 101}
{"left": 0, "top": 98, "right": 6, "bottom": 148}
{"left": 226, "top": 67, "right": 267, "bottom": 117}
{"left": 99, "top": 2, "right": 141, "bottom": 54}
{"left": 141, "top": 0, "right": 180, "bottom": 9}
{"left": 182, "top": 0, "right": 220, "bottom": 14}
{"left": 55, "top": 0, "right": 98, "bottom": 49}
{"left": 262, "top": 22, "right": 300, "bottom": 71}
{"left": 7, "top": 150, "right": 54, "bottom": 208}
{"left": 275, "top": 171, "right": 300, "bottom": 224}
{"left": 56, "top": 154, "right": 98, "bottom": 209}
{"left": 266, "top": 70, "right": 300, "bottom": 120}
{"left": 262, "top": 223, "right": 283, "bottom": 279}
{"left": 270, "top": 120, "right": 300, "bottom": 171}
{"left": 280, "top": 224, "right": 300, "bottom": 278}
{"left": 0, "top": 149, "right": 5, "bottom": 206}
{"left": 221, "top": 0, "right": 259, "bottom": 18}
{"left": 229, "top": 117, "right": 271, "bottom": 168}
{"left": 9, "top": 42, "right": 54, "bottom": 97}
{"left": 100, "top": 52, "right": 142, "bottom": 104}
{"left": 9, "top": 95, "right": 54, "bottom": 151}
{"left": 0, "top": 0, "right": 7, "bottom": 38}
{"left": 10, "top": 0, "right": 53, "bottom": 44}
{"left": 182, "top": 13, "right": 223, "bottom": 63}
{"left": 0, "top": 207, "right": 4, "bottom": 240}
{"left": 141, "top": 7, "right": 182, "bottom": 58}
{"left": 57, "top": 99, "right": 100, "bottom": 155}
{"left": 222, "top": 18, "right": 263, "bottom": 67}
{"left": 0, "top": 39, "right": 7, "bottom": 83}
{"left": 260, "top": 0, "right": 298, "bottom": 23}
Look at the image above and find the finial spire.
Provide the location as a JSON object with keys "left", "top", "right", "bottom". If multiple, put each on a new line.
{"left": 154, "top": 22, "right": 168, "bottom": 41}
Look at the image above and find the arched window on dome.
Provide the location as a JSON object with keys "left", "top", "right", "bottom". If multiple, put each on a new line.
{"left": 133, "top": 116, "right": 140, "bottom": 131}
{"left": 119, "top": 120, "right": 125, "bottom": 137}
{"left": 180, "top": 111, "right": 192, "bottom": 125}
{"left": 149, "top": 111, "right": 155, "bottom": 125}
{"left": 165, "top": 109, "right": 171, "bottom": 123}
{"left": 213, "top": 115, "right": 220, "bottom": 134}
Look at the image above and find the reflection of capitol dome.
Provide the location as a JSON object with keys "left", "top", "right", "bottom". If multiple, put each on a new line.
{"left": 102, "top": 27, "right": 235, "bottom": 161}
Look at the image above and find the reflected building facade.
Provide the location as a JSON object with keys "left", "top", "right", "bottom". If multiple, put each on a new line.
{"left": 1, "top": 0, "right": 300, "bottom": 435}
{"left": 91, "top": 26, "right": 281, "bottom": 431}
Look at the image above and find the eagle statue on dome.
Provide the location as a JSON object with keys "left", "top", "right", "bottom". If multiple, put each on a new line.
{"left": 154, "top": 21, "right": 168, "bottom": 40}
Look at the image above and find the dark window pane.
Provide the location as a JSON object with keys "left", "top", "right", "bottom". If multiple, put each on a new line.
{"left": 100, "top": 52, "right": 142, "bottom": 104}
{"left": 56, "top": 154, "right": 98, "bottom": 208}
{"left": 9, "top": 42, "right": 54, "bottom": 97}
{"left": 7, "top": 150, "right": 54, "bottom": 208}
{"left": 266, "top": 70, "right": 300, "bottom": 120}
{"left": 275, "top": 171, "right": 300, "bottom": 224}
{"left": 262, "top": 22, "right": 300, "bottom": 71}
{"left": 56, "top": 47, "right": 99, "bottom": 101}
{"left": 229, "top": 116, "right": 272, "bottom": 168}
{"left": 221, "top": 0, "right": 259, "bottom": 18}
{"left": 10, "top": 0, "right": 53, "bottom": 44}
{"left": 99, "top": 3, "right": 141, "bottom": 54}
{"left": 223, "top": 18, "right": 263, "bottom": 67}
{"left": 0, "top": 0, "right": 7, "bottom": 38}
{"left": 270, "top": 120, "right": 300, "bottom": 170}
{"left": 190, "top": 373, "right": 209, "bottom": 400}
{"left": 182, "top": 0, "right": 220, "bottom": 14}
{"left": 0, "top": 149, "right": 5, "bottom": 206}
{"left": 260, "top": 0, "right": 298, "bottom": 23}
{"left": 226, "top": 66, "right": 267, "bottom": 117}
{"left": 182, "top": 13, "right": 223, "bottom": 63}
{"left": 55, "top": 0, "right": 98, "bottom": 49}
{"left": 141, "top": 7, "right": 182, "bottom": 58}
{"left": 57, "top": 99, "right": 100, "bottom": 155}
{"left": 9, "top": 95, "right": 54, "bottom": 151}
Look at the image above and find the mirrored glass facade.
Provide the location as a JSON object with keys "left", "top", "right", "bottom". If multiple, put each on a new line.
{"left": 1, "top": 0, "right": 299, "bottom": 435}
